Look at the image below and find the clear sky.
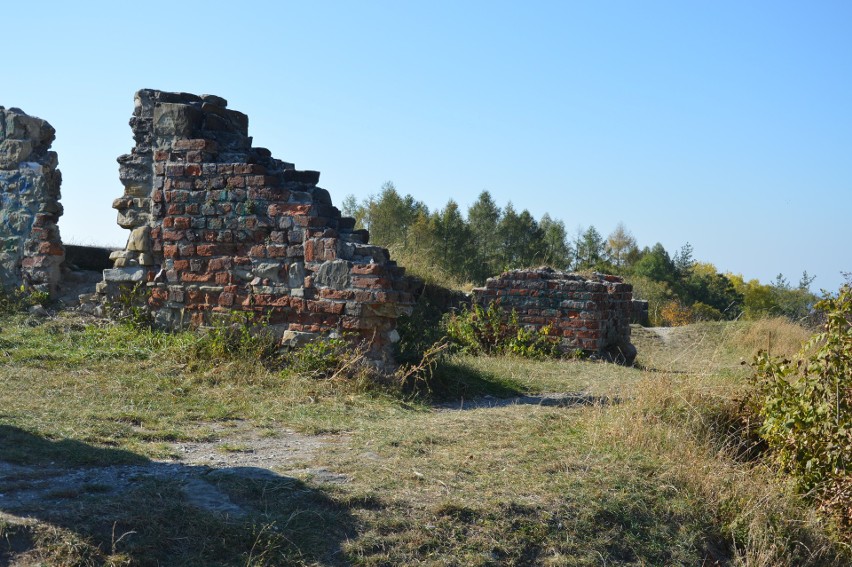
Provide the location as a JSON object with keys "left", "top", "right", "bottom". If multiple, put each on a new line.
{"left": 3, "top": 1, "right": 850, "bottom": 292}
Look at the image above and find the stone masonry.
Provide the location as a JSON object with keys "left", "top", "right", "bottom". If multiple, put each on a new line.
{"left": 0, "top": 107, "right": 64, "bottom": 296}
{"left": 473, "top": 267, "right": 636, "bottom": 363}
{"left": 89, "top": 89, "right": 415, "bottom": 362}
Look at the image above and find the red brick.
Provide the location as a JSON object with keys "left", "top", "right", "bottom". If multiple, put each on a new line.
{"left": 226, "top": 176, "right": 245, "bottom": 188}
{"left": 266, "top": 245, "right": 288, "bottom": 258}
{"left": 267, "top": 203, "right": 311, "bottom": 217}
{"left": 36, "top": 241, "right": 62, "bottom": 255}
{"left": 236, "top": 164, "right": 269, "bottom": 174}
{"left": 351, "top": 263, "right": 385, "bottom": 276}
{"left": 163, "top": 229, "right": 185, "bottom": 241}
{"left": 248, "top": 245, "right": 266, "bottom": 258}
{"left": 173, "top": 217, "right": 191, "bottom": 229}
{"left": 352, "top": 276, "right": 392, "bottom": 290}
{"left": 166, "top": 164, "right": 185, "bottom": 177}
{"left": 181, "top": 272, "right": 215, "bottom": 283}
{"left": 319, "top": 289, "right": 355, "bottom": 301}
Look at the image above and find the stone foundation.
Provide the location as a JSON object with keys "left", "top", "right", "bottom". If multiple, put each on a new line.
{"left": 0, "top": 107, "right": 64, "bottom": 295}
{"left": 473, "top": 267, "right": 636, "bottom": 363}
{"left": 87, "top": 90, "right": 415, "bottom": 363}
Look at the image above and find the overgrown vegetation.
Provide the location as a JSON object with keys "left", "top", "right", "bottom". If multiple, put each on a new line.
{"left": 749, "top": 284, "right": 852, "bottom": 527}
{"left": 0, "top": 284, "right": 50, "bottom": 314}
{"left": 444, "top": 302, "right": 564, "bottom": 359}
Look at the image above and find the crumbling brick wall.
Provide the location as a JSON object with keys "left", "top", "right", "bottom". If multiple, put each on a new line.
{"left": 0, "top": 107, "right": 64, "bottom": 296}
{"left": 473, "top": 267, "right": 636, "bottom": 362}
{"left": 89, "top": 90, "right": 415, "bottom": 362}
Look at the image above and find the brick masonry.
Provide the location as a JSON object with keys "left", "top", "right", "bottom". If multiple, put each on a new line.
{"left": 472, "top": 267, "right": 637, "bottom": 363}
{"left": 87, "top": 90, "right": 416, "bottom": 363}
{"left": 0, "top": 106, "right": 64, "bottom": 296}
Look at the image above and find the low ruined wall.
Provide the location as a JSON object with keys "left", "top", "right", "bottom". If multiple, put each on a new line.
{"left": 87, "top": 90, "right": 415, "bottom": 363}
{"left": 473, "top": 268, "right": 636, "bottom": 362}
{"left": 0, "top": 107, "right": 64, "bottom": 295}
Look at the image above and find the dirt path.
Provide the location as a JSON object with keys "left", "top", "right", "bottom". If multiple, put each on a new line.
{"left": 1, "top": 393, "right": 610, "bottom": 523}
{"left": 0, "top": 423, "right": 348, "bottom": 521}
{"left": 648, "top": 326, "right": 677, "bottom": 343}
{"left": 435, "top": 392, "right": 614, "bottom": 411}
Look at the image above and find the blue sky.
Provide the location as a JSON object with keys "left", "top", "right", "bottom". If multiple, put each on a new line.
{"left": 3, "top": 1, "right": 850, "bottom": 291}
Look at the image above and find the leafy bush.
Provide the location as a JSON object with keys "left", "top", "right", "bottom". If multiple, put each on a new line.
{"left": 749, "top": 285, "right": 852, "bottom": 527}
{"left": 0, "top": 285, "right": 50, "bottom": 314}
{"left": 107, "top": 282, "right": 154, "bottom": 329}
{"left": 188, "top": 311, "right": 279, "bottom": 365}
{"left": 659, "top": 300, "right": 693, "bottom": 327}
{"left": 394, "top": 286, "right": 451, "bottom": 364}
{"left": 690, "top": 301, "right": 724, "bottom": 322}
{"left": 444, "top": 302, "right": 563, "bottom": 359}
{"left": 283, "top": 335, "right": 364, "bottom": 379}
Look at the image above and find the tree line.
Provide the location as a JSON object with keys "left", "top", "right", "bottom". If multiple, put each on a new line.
{"left": 342, "top": 183, "right": 818, "bottom": 326}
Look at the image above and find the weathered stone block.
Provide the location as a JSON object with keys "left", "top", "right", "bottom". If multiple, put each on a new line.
{"left": 103, "top": 267, "right": 146, "bottom": 283}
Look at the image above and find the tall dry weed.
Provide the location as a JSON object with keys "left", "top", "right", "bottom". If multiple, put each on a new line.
{"left": 585, "top": 320, "right": 849, "bottom": 566}
{"left": 728, "top": 317, "right": 811, "bottom": 359}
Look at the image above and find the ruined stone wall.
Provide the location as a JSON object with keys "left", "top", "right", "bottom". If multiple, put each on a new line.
{"left": 473, "top": 268, "right": 636, "bottom": 362}
{"left": 91, "top": 90, "right": 415, "bottom": 361}
{"left": 0, "top": 107, "right": 64, "bottom": 295}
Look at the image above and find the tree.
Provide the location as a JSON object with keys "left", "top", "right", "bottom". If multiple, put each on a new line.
{"left": 633, "top": 243, "right": 677, "bottom": 283}
{"left": 431, "top": 200, "right": 477, "bottom": 281}
{"left": 682, "top": 262, "right": 743, "bottom": 318}
{"left": 673, "top": 242, "right": 695, "bottom": 279}
{"left": 539, "top": 214, "right": 572, "bottom": 270}
{"left": 574, "top": 226, "right": 605, "bottom": 270}
{"left": 360, "top": 181, "right": 428, "bottom": 248}
{"left": 605, "top": 222, "right": 638, "bottom": 271}
{"left": 467, "top": 191, "right": 502, "bottom": 281}
{"left": 497, "top": 203, "right": 544, "bottom": 269}
{"left": 771, "top": 272, "right": 818, "bottom": 321}
{"left": 341, "top": 194, "right": 360, "bottom": 219}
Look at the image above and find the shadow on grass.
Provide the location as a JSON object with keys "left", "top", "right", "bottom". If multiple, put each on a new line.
{"left": 421, "top": 357, "right": 527, "bottom": 402}
{"left": 0, "top": 425, "right": 358, "bottom": 566}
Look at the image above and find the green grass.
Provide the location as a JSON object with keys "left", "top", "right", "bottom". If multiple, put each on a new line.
{"left": 0, "top": 312, "right": 848, "bottom": 565}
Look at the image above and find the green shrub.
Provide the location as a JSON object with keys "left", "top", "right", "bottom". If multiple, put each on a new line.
{"left": 189, "top": 311, "right": 279, "bottom": 365}
{"left": 691, "top": 301, "right": 724, "bottom": 321}
{"left": 444, "top": 302, "right": 562, "bottom": 359}
{"left": 0, "top": 285, "right": 50, "bottom": 314}
{"left": 283, "top": 335, "right": 361, "bottom": 379}
{"left": 107, "top": 282, "right": 154, "bottom": 329}
{"left": 394, "top": 287, "right": 448, "bottom": 364}
{"left": 749, "top": 285, "right": 852, "bottom": 527}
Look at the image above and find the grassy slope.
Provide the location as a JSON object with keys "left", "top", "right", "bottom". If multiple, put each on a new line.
{"left": 0, "top": 313, "right": 847, "bottom": 566}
